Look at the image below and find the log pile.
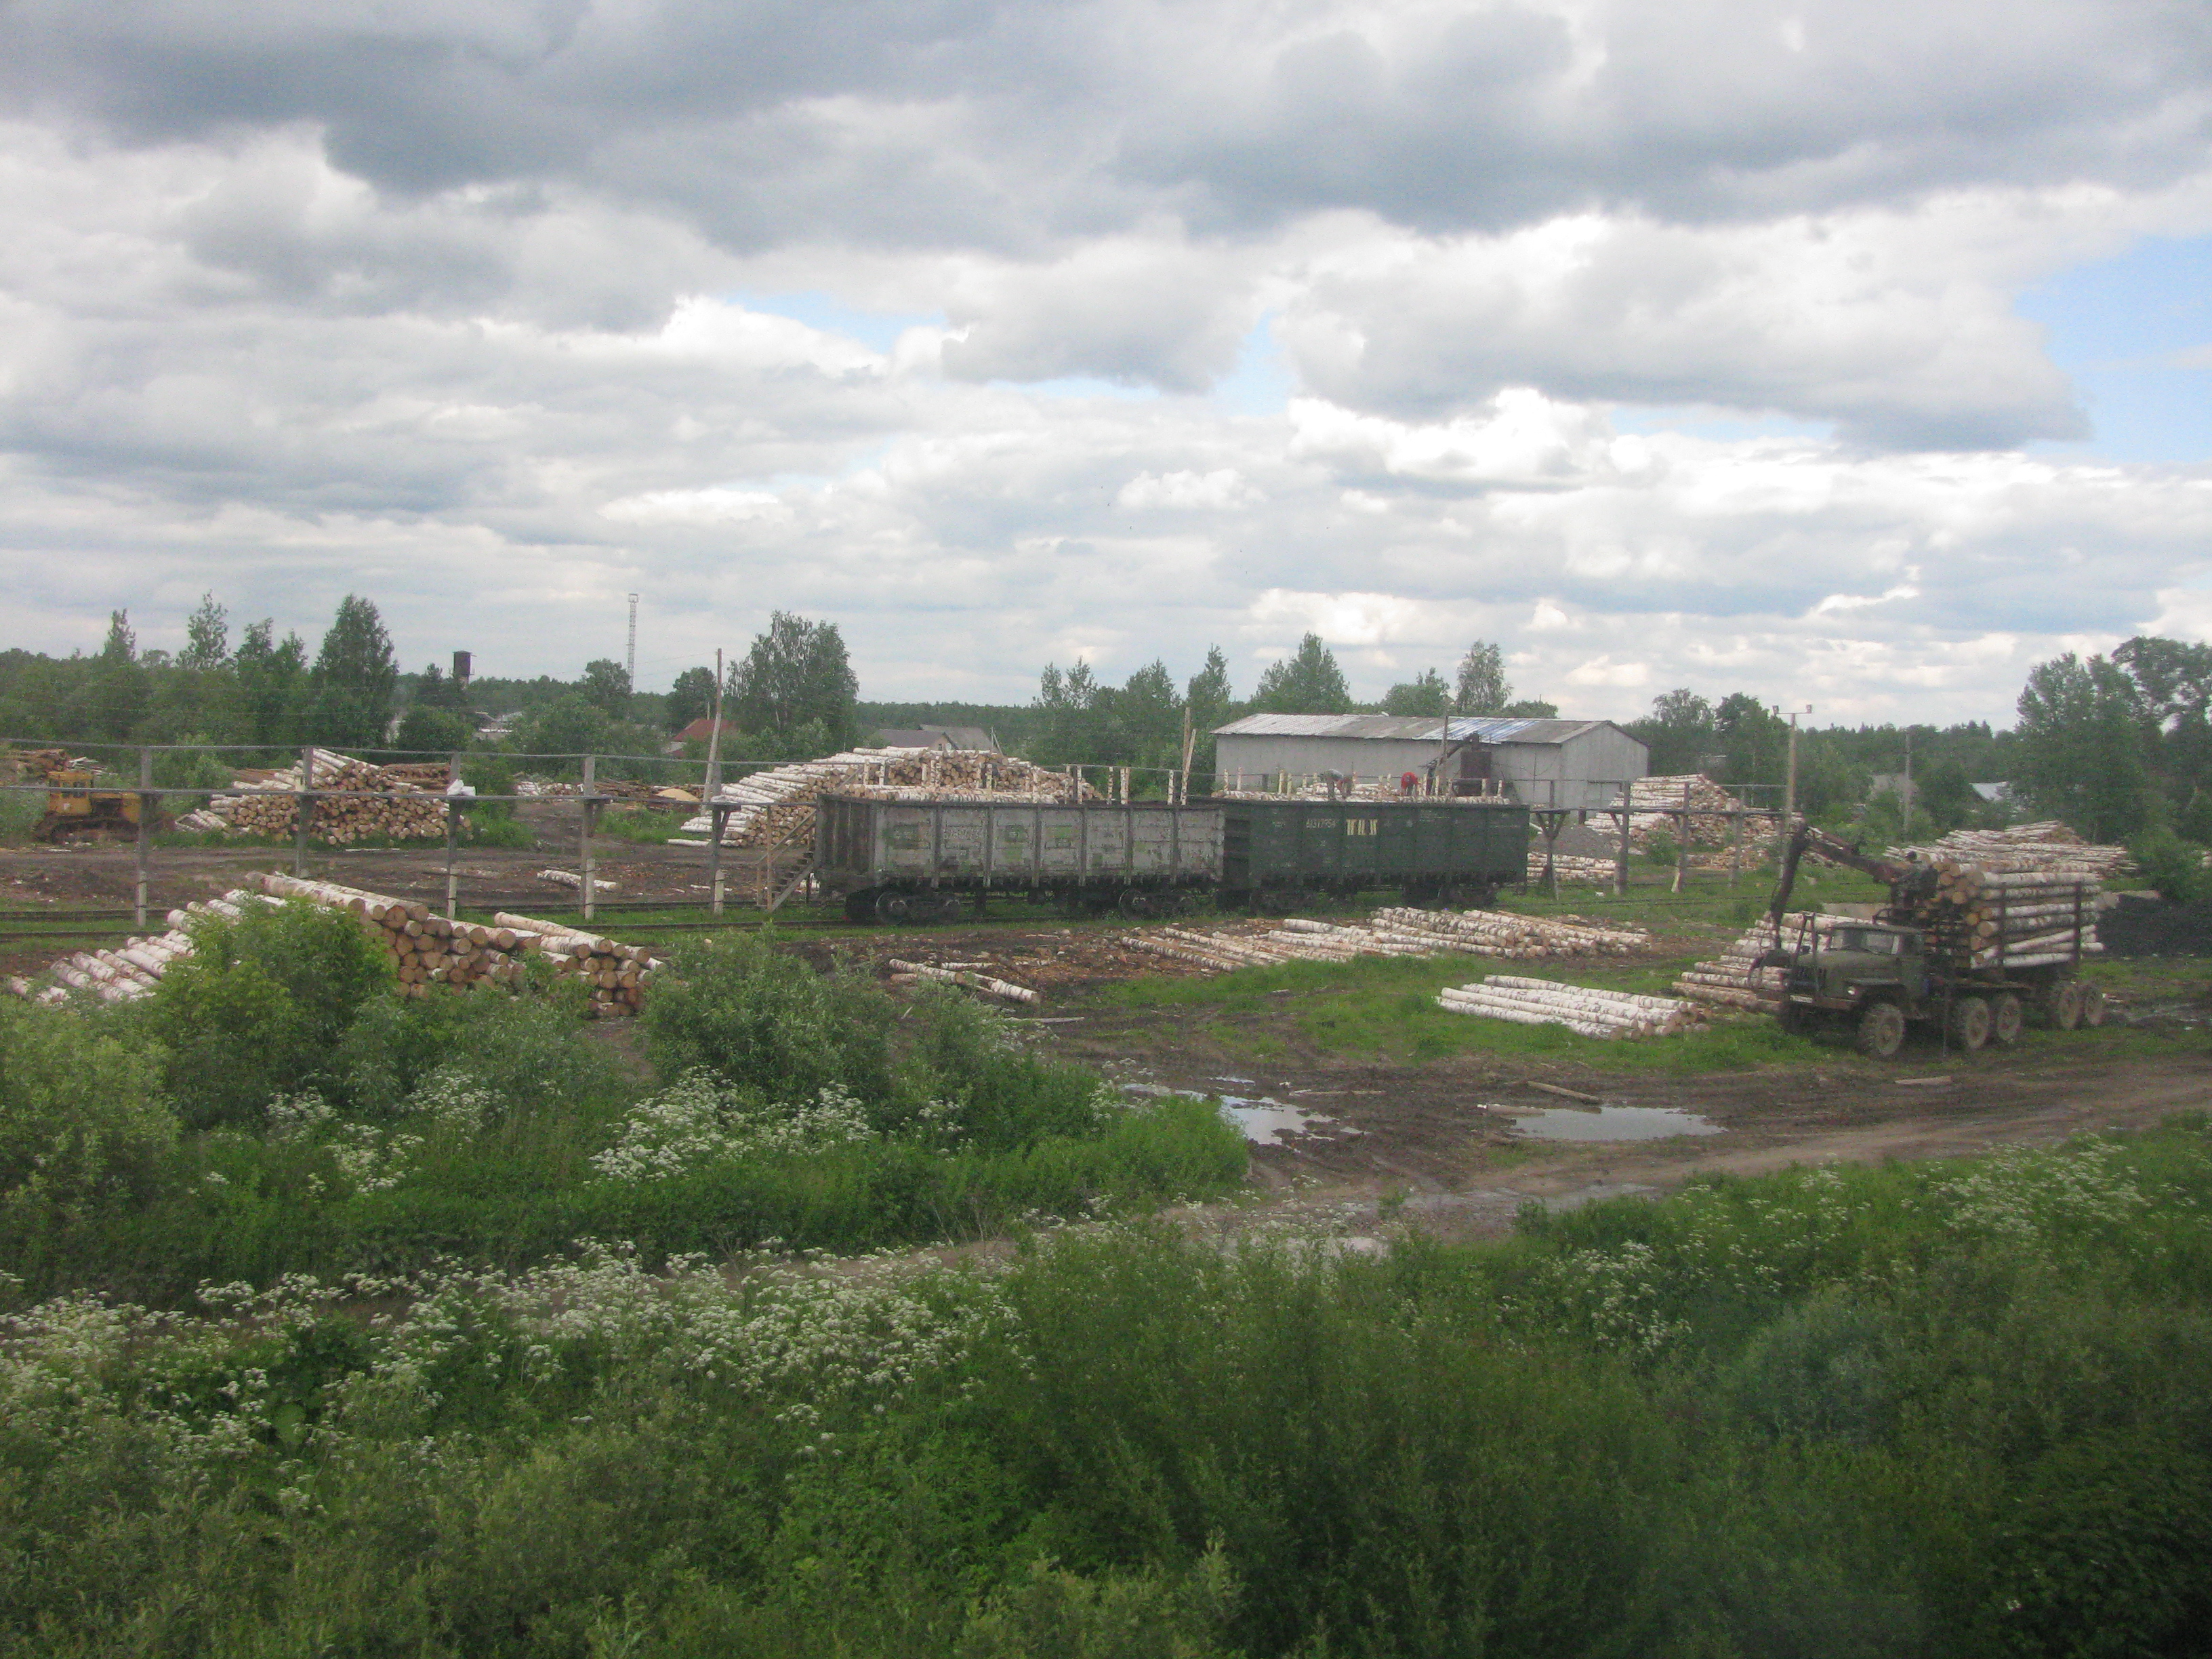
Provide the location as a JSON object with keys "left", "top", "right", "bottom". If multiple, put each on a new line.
{"left": 1627, "top": 774, "right": 1769, "bottom": 851}
{"left": 1120, "top": 905, "right": 1652, "bottom": 972}
{"left": 885, "top": 958, "right": 1040, "bottom": 1004}
{"left": 200, "top": 750, "right": 451, "bottom": 843}
{"left": 1886, "top": 862, "right": 2106, "bottom": 971}
{"left": 1437, "top": 975, "right": 1700, "bottom": 1039}
{"left": 1891, "top": 822, "right": 2129, "bottom": 882}
{"left": 489, "top": 911, "right": 657, "bottom": 1017}
{"left": 1671, "top": 912, "right": 1846, "bottom": 1012}
{"left": 252, "top": 874, "right": 534, "bottom": 1000}
{"left": 681, "top": 747, "right": 1101, "bottom": 847}
{"left": 15, "top": 892, "right": 258, "bottom": 1002}
{"left": 537, "top": 869, "right": 619, "bottom": 894}
{"left": 1525, "top": 851, "right": 1622, "bottom": 884}
{"left": 10, "top": 876, "right": 659, "bottom": 1018}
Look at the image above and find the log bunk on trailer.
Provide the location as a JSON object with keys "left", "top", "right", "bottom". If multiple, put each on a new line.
{"left": 813, "top": 795, "right": 1532, "bottom": 922}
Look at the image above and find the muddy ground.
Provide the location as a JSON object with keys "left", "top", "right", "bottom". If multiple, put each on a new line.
{"left": 8, "top": 820, "right": 2208, "bottom": 1244}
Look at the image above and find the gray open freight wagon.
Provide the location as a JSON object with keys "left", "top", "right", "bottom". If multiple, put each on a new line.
{"left": 813, "top": 794, "right": 1529, "bottom": 921}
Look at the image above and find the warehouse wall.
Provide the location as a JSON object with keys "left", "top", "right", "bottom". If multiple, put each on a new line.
{"left": 1216, "top": 727, "right": 1646, "bottom": 806}
{"left": 1214, "top": 733, "right": 1448, "bottom": 788}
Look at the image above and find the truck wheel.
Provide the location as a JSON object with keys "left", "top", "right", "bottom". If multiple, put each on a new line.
{"left": 1950, "top": 996, "right": 1991, "bottom": 1052}
{"left": 1991, "top": 992, "right": 2024, "bottom": 1048}
{"left": 1776, "top": 1000, "right": 1805, "bottom": 1036}
{"left": 2078, "top": 983, "right": 2106, "bottom": 1027}
{"left": 1856, "top": 1000, "right": 1906, "bottom": 1060}
{"left": 2052, "top": 979, "right": 2084, "bottom": 1031}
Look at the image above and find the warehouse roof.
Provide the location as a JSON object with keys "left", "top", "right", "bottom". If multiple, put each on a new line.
{"left": 1213, "top": 713, "right": 1626, "bottom": 745}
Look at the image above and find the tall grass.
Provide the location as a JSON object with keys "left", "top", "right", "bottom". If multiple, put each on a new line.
{"left": 2, "top": 1123, "right": 2207, "bottom": 1656}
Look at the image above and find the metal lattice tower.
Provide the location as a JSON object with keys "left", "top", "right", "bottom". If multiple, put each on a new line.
{"left": 626, "top": 593, "right": 638, "bottom": 687}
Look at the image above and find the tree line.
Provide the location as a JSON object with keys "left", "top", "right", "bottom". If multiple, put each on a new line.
{"left": 1023, "top": 634, "right": 1559, "bottom": 778}
{"left": 0, "top": 598, "right": 863, "bottom": 772}
{"left": 6, "top": 594, "right": 2206, "bottom": 856}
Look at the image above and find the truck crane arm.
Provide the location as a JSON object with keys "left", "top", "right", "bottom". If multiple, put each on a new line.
{"left": 1765, "top": 822, "right": 1922, "bottom": 936}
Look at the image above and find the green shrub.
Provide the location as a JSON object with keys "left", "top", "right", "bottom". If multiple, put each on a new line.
{"left": 0, "top": 1000, "right": 175, "bottom": 1219}
{"left": 643, "top": 932, "right": 898, "bottom": 1107}
{"left": 0, "top": 786, "right": 42, "bottom": 845}
{"left": 2129, "top": 826, "right": 2207, "bottom": 903}
{"left": 138, "top": 899, "right": 393, "bottom": 1129}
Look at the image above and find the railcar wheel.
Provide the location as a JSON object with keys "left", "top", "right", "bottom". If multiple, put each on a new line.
{"left": 1950, "top": 995, "right": 1991, "bottom": 1052}
{"left": 1991, "top": 992, "right": 2024, "bottom": 1048}
{"left": 2078, "top": 983, "right": 2106, "bottom": 1027}
{"left": 1856, "top": 1000, "right": 1906, "bottom": 1060}
{"left": 930, "top": 892, "right": 964, "bottom": 923}
{"left": 874, "top": 889, "right": 913, "bottom": 924}
{"left": 1116, "top": 888, "right": 1153, "bottom": 918}
{"left": 843, "top": 888, "right": 878, "bottom": 924}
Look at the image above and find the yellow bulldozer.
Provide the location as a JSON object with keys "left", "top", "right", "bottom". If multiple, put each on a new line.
{"left": 35, "top": 769, "right": 153, "bottom": 842}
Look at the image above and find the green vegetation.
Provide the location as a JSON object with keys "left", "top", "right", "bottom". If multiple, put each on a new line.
{"left": 0, "top": 912, "right": 1243, "bottom": 1305}
{"left": 590, "top": 805, "right": 692, "bottom": 845}
{"left": 3, "top": 1122, "right": 2207, "bottom": 1655}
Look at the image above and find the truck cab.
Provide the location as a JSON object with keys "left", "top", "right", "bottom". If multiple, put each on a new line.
{"left": 1787, "top": 922, "right": 1925, "bottom": 1005}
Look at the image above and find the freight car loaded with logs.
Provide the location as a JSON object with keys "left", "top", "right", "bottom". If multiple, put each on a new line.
{"left": 1761, "top": 823, "right": 2105, "bottom": 1059}
{"left": 813, "top": 796, "right": 1532, "bottom": 922}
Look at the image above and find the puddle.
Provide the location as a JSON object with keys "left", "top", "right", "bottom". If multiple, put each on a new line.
{"left": 1507, "top": 1106, "right": 1721, "bottom": 1142}
{"left": 1218, "top": 1096, "right": 1361, "bottom": 1145}
{"left": 1123, "top": 1083, "right": 1360, "bottom": 1146}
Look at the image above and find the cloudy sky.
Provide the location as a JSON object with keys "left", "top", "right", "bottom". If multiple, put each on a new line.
{"left": 3, "top": 0, "right": 2210, "bottom": 724}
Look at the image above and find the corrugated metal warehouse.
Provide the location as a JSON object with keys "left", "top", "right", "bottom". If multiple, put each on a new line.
{"left": 1212, "top": 714, "right": 1649, "bottom": 809}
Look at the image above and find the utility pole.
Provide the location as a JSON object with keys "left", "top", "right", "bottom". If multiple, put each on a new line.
{"left": 626, "top": 594, "right": 638, "bottom": 688}
{"left": 1784, "top": 712, "right": 1799, "bottom": 827}
{"left": 704, "top": 647, "right": 725, "bottom": 800}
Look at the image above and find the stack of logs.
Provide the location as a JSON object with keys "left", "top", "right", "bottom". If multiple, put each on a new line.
{"left": 1893, "top": 822, "right": 2129, "bottom": 883}
{"left": 9, "top": 878, "right": 657, "bottom": 1018}
{"left": 1889, "top": 863, "right": 2106, "bottom": 970}
{"left": 1628, "top": 774, "right": 1777, "bottom": 868}
{"left": 1122, "top": 905, "right": 1650, "bottom": 972}
{"left": 1437, "top": 975, "right": 1700, "bottom": 1039}
{"left": 12, "top": 897, "right": 248, "bottom": 1002}
{"left": 199, "top": 750, "right": 451, "bottom": 843}
{"left": 250, "top": 874, "right": 655, "bottom": 1015}
{"left": 680, "top": 747, "right": 1100, "bottom": 847}
{"left": 885, "top": 958, "right": 1040, "bottom": 1004}
{"left": 1672, "top": 912, "right": 1846, "bottom": 1012}
{"left": 251, "top": 874, "right": 528, "bottom": 997}
{"left": 1525, "top": 851, "right": 1624, "bottom": 885}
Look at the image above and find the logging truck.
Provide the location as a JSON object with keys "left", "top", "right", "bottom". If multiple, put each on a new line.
{"left": 1763, "top": 823, "right": 2104, "bottom": 1059}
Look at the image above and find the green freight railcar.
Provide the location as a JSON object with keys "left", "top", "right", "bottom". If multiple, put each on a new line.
{"left": 1222, "top": 799, "right": 1529, "bottom": 909}
{"left": 814, "top": 794, "right": 1530, "bottom": 921}
{"left": 814, "top": 795, "right": 1221, "bottom": 921}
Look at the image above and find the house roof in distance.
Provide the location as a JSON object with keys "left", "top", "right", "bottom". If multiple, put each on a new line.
{"left": 1213, "top": 713, "right": 1625, "bottom": 745}
{"left": 867, "top": 724, "right": 1000, "bottom": 752}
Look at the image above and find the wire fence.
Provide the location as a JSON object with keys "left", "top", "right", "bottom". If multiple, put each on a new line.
{"left": 2, "top": 740, "right": 1797, "bottom": 960}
